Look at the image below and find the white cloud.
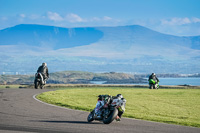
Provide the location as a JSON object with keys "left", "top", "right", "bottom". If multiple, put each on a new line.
{"left": 90, "top": 16, "right": 113, "bottom": 22}
{"left": 47, "top": 12, "right": 63, "bottom": 21}
{"left": 161, "top": 17, "right": 200, "bottom": 26}
{"left": 20, "top": 14, "right": 26, "bottom": 18}
{"left": 29, "top": 14, "right": 40, "bottom": 20}
{"left": 91, "top": 17, "right": 101, "bottom": 21}
{"left": 103, "top": 16, "right": 112, "bottom": 21}
{"left": 18, "top": 14, "right": 26, "bottom": 22}
{"left": 15, "top": 12, "right": 115, "bottom": 25}
{"left": 192, "top": 17, "right": 200, "bottom": 23}
{"left": 0, "top": 17, "right": 8, "bottom": 21}
{"left": 65, "top": 13, "right": 84, "bottom": 23}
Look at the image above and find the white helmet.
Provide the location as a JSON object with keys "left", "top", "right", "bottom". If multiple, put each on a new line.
{"left": 42, "top": 62, "right": 47, "bottom": 67}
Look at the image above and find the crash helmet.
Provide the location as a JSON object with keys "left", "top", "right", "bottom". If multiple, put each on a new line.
{"left": 42, "top": 62, "right": 47, "bottom": 67}
{"left": 152, "top": 73, "right": 156, "bottom": 76}
{"left": 117, "top": 94, "right": 123, "bottom": 99}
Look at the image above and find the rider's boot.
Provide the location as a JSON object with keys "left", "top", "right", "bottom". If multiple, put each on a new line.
{"left": 115, "top": 115, "right": 121, "bottom": 121}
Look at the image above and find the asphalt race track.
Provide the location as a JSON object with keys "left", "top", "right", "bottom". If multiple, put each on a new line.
{"left": 0, "top": 88, "right": 199, "bottom": 133}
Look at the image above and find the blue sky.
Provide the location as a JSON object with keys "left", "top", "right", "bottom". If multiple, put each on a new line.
{"left": 0, "top": 0, "right": 200, "bottom": 36}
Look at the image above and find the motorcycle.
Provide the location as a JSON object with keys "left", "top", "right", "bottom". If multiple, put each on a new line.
{"left": 149, "top": 79, "right": 159, "bottom": 89}
{"left": 87, "top": 97, "right": 126, "bottom": 124}
{"left": 34, "top": 72, "right": 46, "bottom": 89}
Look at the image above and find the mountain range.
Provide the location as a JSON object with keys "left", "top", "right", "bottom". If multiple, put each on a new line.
{"left": 0, "top": 24, "right": 200, "bottom": 74}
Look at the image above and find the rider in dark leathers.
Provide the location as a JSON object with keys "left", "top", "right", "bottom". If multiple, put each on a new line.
{"left": 37, "top": 63, "right": 49, "bottom": 84}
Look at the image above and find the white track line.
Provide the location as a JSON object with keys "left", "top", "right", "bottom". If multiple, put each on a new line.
{"left": 33, "top": 93, "right": 87, "bottom": 112}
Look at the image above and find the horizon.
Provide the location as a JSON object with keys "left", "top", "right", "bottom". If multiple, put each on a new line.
{"left": 1, "top": 70, "right": 199, "bottom": 76}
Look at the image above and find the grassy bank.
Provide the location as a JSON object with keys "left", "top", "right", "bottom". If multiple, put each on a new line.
{"left": 37, "top": 87, "right": 200, "bottom": 127}
{"left": 1, "top": 83, "right": 200, "bottom": 89}
{"left": 0, "top": 84, "right": 32, "bottom": 89}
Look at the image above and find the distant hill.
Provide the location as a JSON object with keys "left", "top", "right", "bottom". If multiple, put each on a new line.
{"left": 0, "top": 24, "right": 200, "bottom": 74}
{"left": 1, "top": 24, "right": 199, "bottom": 52}
{"left": 0, "top": 24, "right": 103, "bottom": 49}
{"left": 0, "top": 71, "right": 145, "bottom": 85}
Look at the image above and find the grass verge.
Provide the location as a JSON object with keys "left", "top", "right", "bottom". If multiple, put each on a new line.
{"left": 36, "top": 87, "right": 200, "bottom": 127}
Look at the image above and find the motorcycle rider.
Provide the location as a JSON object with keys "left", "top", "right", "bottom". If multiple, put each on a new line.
{"left": 94, "top": 94, "right": 126, "bottom": 121}
{"left": 148, "top": 73, "right": 159, "bottom": 89}
{"left": 94, "top": 95, "right": 111, "bottom": 119}
{"left": 37, "top": 62, "right": 49, "bottom": 84}
{"left": 112, "top": 94, "right": 126, "bottom": 121}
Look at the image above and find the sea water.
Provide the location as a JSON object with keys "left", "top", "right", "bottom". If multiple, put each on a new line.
{"left": 91, "top": 78, "right": 200, "bottom": 86}
{"left": 158, "top": 78, "right": 200, "bottom": 86}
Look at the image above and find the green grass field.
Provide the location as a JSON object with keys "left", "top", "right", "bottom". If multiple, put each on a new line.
{"left": 36, "top": 87, "right": 200, "bottom": 127}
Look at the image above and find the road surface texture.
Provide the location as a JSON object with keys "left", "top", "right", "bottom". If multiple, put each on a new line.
{"left": 0, "top": 88, "right": 199, "bottom": 133}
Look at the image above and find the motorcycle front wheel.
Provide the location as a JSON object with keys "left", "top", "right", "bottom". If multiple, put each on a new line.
{"left": 149, "top": 84, "right": 153, "bottom": 89}
{"left": 103, "top": 108, "right": 118, "bottom": 124}
{"left": 87, "top": 110, "right": 94, "bottom": 122}
{"left": 34, "top": 80, "right": 39, "bottom": 89}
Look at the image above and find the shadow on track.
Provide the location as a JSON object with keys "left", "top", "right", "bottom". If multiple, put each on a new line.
{"left": 37, "top": 120, "right": 102, "bottom": 124}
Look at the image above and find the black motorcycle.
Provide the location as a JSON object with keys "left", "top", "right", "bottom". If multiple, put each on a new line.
{"left": 87, "top": 97, "right": 126, "bottom": 124}
{"left": 34, "top": 72, "right": 46, "bottom": 89}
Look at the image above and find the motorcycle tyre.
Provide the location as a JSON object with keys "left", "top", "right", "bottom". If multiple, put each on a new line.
{"left": 35, "top": 80, "right": 39, "bottom": 89}
{"left": 103, "top": 108, "right": 118, "bottom": 124}
{"left": 40, "top": 84, "right": 44, "bottom": 89}
{"left": 87, "top": 110, "right": 94, "bottom": 122}
{"left": 149, "top": 84, "right": 153, "bottom": 89}
{"left": 151, "top": 85, "right": 153, "bottom": 89}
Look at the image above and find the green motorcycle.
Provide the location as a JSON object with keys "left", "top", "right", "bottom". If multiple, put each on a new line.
{"left": 149, "top": 79, "right": 159, "bottom": 89}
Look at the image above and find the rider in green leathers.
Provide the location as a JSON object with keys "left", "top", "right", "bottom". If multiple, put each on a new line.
{"left": 148, "top": 73, "right": 159, "bottom": 89}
